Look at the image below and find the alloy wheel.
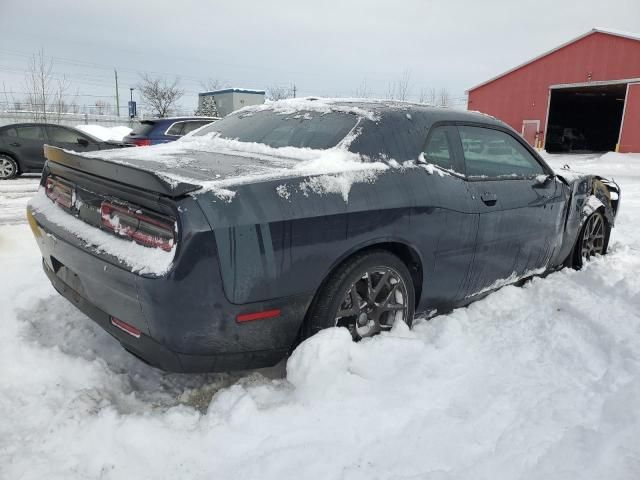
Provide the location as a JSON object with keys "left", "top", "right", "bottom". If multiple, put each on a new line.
{"left": 581, "top": 212, "right": 605, "bottom": 260}
{"left": 335, "top": 267, "right": 409, "bottom": 339}
{"left": 0, "top": 157, "right": 16, "bottom": 179}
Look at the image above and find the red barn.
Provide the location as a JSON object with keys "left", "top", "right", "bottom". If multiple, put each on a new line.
{"left": 467, "top": 28, "right": 640, "bottom": 153}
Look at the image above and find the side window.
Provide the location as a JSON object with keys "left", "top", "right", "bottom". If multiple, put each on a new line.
{"left": 422, "top": 127, "right": 457, "bottom": 172}
{"left": 458, "top": 126, "right": 544, "bottom": 178}
{"left": 16, "top": 126, "right": 45, "bottom": 141}
{"left": 166, "top": 122, "right": 185, "bottom": 136}
{"left": 46, "top": 126, "right": 84, "bottom": 143}
{"left": 1, "top": 128, "right": 17, "bottom": 137}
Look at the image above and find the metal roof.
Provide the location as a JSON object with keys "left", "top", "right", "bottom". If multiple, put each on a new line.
{"left": 200, "top": 88, "right": 266, "bottom": 96}
{"left": 467, "top": 28, "right": 640, "bottom": 93}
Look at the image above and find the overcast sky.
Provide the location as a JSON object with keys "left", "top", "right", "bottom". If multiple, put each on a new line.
{"left": 1, "top": 0, "right": 639, "bottom": 113}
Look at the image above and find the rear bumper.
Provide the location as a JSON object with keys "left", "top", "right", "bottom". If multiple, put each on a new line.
{"left": 44, "top": 260, "right": 288, "bottom": 372}
{"left": 28, "top": 206, "right": 311, "bottom": 373}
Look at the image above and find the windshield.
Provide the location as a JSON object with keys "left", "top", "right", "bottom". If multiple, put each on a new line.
{"left": 192, "top": 110, "right": 358, "bottom": 150}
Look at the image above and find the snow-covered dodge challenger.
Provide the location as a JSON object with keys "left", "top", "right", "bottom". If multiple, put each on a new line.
{"left": 27, "top": 99, "right": 620, "bottom": 372}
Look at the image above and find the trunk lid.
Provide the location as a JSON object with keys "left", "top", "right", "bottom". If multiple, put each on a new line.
{"left": 44, "top": 144, "right": 297, "bottom": 197}
{"left": 45, "top": 145, "right": 202, "bottom": 197}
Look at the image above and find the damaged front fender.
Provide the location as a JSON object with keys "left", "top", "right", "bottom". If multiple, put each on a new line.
{"left": 556, "top": 172, "right": 621, "bottom": 264}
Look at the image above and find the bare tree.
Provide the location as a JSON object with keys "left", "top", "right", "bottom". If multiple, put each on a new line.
{"left": 419, "top": 87, "right": 437, "bottom": 105}
{"left": 385, "top": 69, "right": 411, "bottom": 101}
{"left": 94, "top": 100, "right": 111, "bottom": 115}
{"left": 354, "top": 79, "right": 370, "bottom": 98}
{"left": 438, "top": 88, "right": 451, "bottom": 107}
{"left": 200, "top": 78, "right": 228, "bottom": 92}
{"left": 267, "top": 85, "right": 293, "bottom": 101}
{"left": 23, "top": 49, "right": 71, "bottom": 122}
{"left": 138, "top": 73, "right": 184, "bottom": 117}
{"left": 52, "top": 77, "right": 72, "bottom": 122}
{"left": 396, "top": 70, "right": 411, "bottom": 101}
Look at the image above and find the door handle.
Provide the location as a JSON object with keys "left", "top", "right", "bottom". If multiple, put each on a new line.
{"left": 480, "top": 192, "right": 497, "bottom": 206}
{"left": 9, "top": 142, "right": 21, "bottom": 147}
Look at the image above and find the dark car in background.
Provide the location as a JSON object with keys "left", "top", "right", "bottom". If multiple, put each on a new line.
{"left": 0, "top": 123, "right": 125, "bottom": 180}
{"left": 27, "top": 99, "right": 620, "bottom": 372}
{"left": 122, "top": 117, "right": 217, "bottom": 146}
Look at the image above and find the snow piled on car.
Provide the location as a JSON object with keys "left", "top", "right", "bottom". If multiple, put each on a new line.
{"left": 238, "top": 97, "right": 381, "bottom": 121}
{"left": 1, "top": 152, "right": 640, "bottom": 479}
{"left": 81, "top": 126, "right": 390, "bottom": 202}
{"left": 75, "top": 124, "right": 132, "bottom": 142}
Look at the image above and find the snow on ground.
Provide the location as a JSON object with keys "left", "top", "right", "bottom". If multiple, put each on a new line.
{"left": 1, "top": 152, "right": 640, "bottom": 479}
{"left": 0, "top": 174, "right": 39, "bottom": 224}
{"left": 75, "top": 124, "right": 132, "bottom": 142}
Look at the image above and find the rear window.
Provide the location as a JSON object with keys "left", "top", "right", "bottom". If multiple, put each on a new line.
{"left": 193, "top": 110, "right": 357, "bottom": 150}
{"left": 130, "top": 121, "right": 156, "bottom": 136}
{"left": 181, "top": 120, "right": 212, "bottom": 135}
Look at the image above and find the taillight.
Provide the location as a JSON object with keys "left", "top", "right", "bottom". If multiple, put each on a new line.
{"left": 45, "top": 176, "right": 74, "bottom": 209}
{"left": 100, "top": 201, "right": 175, "bottom": 251}
{"left": 132, "top": 138, "right": 152, "bottom": 146}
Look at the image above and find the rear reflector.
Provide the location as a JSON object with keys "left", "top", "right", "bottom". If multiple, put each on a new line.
{"left": 110, "top": 317, "right": 141, "bottom": 338}
{"left": 236, "top": 309, "right": 281, "bottom": 323}
{"left": 100, "top": 201, "right": 175, "bottom": 251}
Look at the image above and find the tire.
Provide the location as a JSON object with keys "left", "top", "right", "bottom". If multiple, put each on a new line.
{"left": 573, "top": 210, "right": 608, "bottom": 269}
{"left": 0, "top": 155, "right": 19, "bottom": 180}
{"left": 303, "top": 250, "right": 415, "bottom": 341}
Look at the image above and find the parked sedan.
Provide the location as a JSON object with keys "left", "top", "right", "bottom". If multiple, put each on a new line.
{"left": 0, "top": 123, "right": 125, "bottom": 180}
{"left": 122, "top": 117, "right": 217, "bottom": 146}
{"left": 27, "top": 99, "right": 620, "bottom": 372}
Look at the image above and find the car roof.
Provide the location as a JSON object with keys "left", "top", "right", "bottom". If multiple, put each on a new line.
{"left": 237, "top": 98, "right": 505, "bottom": 128}
{"left": 142, "top": 117, "right": 218, "bottom": 124}
{"left": 0, "top": 122, "right": 81, "bottom": 128}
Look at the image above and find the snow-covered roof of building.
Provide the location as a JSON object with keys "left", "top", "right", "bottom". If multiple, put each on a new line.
{"left": 200, "top": 88, "right": 266, "bottom": 96}
{"left": 467, "top": 28, "right": 640, "bottom": 93}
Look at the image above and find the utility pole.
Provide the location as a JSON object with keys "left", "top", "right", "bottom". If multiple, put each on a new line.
{"left": 293, "top": 84, "right": 297, "bottom": 98}
{"left": 114, "top": 68, "right": 120, "bottom": 117}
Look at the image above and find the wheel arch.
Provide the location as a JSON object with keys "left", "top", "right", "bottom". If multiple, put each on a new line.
{"left": 291, "top": 238, "right": 424, "bottom": 350}
{"left": 312, "top": 237, "right": 425, "bottom": 311}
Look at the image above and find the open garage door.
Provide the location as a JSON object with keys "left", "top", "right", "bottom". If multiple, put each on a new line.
{"left": 545, "top": 82, "right": 627, "bottom": 153}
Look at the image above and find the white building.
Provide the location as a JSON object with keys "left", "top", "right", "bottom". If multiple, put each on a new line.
{"left": 198, "top": 88, "right": 266, "bottom": 117}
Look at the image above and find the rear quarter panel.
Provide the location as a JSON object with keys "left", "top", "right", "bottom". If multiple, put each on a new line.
{"left": 194, "top": 165, "right": 476, "bottom": 312}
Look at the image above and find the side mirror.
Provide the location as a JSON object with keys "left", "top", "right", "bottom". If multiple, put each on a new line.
{"left": 77, "top": 137, "right": 89, "bottom": 147}
{"left": 534, "top": 173, "right": 554, "bottom": 186}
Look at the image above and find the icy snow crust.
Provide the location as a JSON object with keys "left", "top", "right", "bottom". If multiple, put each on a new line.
{"left": 28, "top": 189, "right": 175, "bottom": 275}
{"left": 1, "top": 151, "right": 639, "bottom": 478}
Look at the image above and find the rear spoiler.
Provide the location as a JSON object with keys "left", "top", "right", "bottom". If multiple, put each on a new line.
{"left": 44, "top": 145, "right": 202, "bottom": 198}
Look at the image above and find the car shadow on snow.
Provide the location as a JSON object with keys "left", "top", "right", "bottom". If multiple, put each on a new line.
{"left": 16, "top": 295, "right": 287, "bottom": 412}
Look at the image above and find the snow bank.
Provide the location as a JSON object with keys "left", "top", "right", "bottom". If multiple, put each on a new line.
{"left": 2, "top": 152, "right": 640, "bottom": 479}
{"left": 76, "top": 124, "right": 132, "bottom": 142}
{"left": 28, "top": 189, "right": 175, "bottom": 275}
